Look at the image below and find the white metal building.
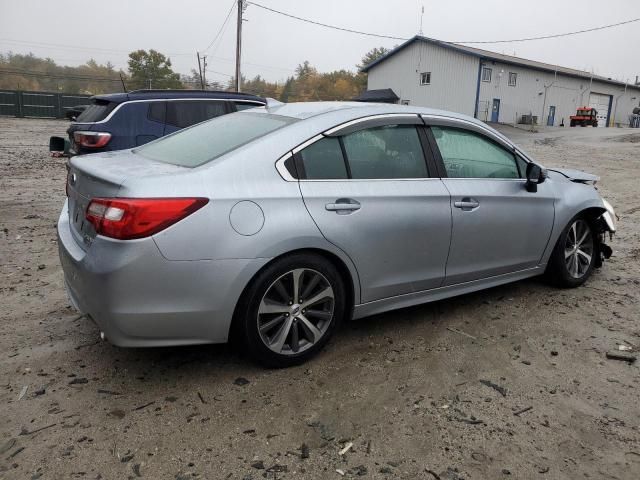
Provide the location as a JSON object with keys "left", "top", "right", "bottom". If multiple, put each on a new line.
{"left": 362, "top": 36, "right": 640, "bottom": 127}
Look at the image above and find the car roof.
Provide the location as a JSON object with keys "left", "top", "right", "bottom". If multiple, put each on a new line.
{"left": 92, "top": 90, "right": 266, "bottom": 104}
{"left": 258, "top": 101, "right": 483, "bottom": 125}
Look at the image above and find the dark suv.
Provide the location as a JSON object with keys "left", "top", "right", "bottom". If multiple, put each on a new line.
{"left": 50, "top": 89, "right": 266, "bottom": 156}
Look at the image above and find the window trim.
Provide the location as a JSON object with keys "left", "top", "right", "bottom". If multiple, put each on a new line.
{"left": 280, "top": 121, "right": 437, "bottom": 181}
{"left": 508, "top": 72, "right": 517, "bottom": 87}
{"left": 481, "top": 67, "right": 492, "bottom": 83}
{"left": 425, "top": 125, "right": 525, "bottom": 180}
{"left": 420, "top": 72, "right": 431, "bottom": 85}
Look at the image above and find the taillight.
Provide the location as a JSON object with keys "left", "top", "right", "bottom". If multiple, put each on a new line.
{"left": 85, "top": 198, "right": 208, "bottom": 240}
{"left": 73, "top": 131, "right": 111, "bottom": 148}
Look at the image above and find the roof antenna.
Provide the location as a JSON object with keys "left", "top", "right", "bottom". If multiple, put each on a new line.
{"left": 119, "top": 72, "right": 128, "bottom": 93}
{"left": 418, "top": 4, "right": 424, "bottom": 36}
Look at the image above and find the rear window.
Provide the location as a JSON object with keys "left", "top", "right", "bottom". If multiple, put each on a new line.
{"left": 75, "top": 100, "right": 116, "bottom": 122}
{"left": 134, "top": 112, "right": 298, "bottom": 167}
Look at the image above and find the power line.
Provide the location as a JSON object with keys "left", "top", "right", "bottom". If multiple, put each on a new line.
{"left": 248, "top": 2, "right": 640, "bottom": 44}
{"left": 0, "top": 68, "right": 204, "bottom": 84}
{"left": 454, "top": 17, "right": 640, "bottom": 44}
{"left": 0, "top": 38, "right": 192, "bottom": 56}
{"left": 248, "top": 2, "right": 406, "bottom": 41}
{"left": 202, "top": 0, "right": 237, "bottom": 52}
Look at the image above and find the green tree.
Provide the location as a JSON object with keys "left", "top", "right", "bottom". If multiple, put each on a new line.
{"left": 127, "top": 49, "right": 181, "bottom": 90}
{"left": 357, "top": 47, "right": 390, "bottom": 70}
{"left": 279, "top": 77, "right": 294, "bottom": 102}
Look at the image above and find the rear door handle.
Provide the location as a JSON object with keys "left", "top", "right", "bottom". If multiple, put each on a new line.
{"left": 325, "top": 198, "right": 361, "bottom": 213}
{"left": 454, "top": 198, "right": 480, "bottom": 211}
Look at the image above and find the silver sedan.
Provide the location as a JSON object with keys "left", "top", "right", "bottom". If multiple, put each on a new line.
{"left": 58, "top": 101, "right": 616, "bottom": 367}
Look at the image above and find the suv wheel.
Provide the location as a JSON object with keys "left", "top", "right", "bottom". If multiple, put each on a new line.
{"left": 237, "top": 253, "right": 346, "bottom": 367}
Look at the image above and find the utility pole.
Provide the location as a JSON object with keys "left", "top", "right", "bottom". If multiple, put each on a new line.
{"left": 197, "top": 52, "right": 204, "bottom": 89}
{"left": 235, "top": 0, "right": 244, "bottom": 92}
{"left": 202, "top": 55, "right": 208, "bottom": 90}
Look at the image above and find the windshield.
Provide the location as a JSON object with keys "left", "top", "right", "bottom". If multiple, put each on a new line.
{"left": 134, "top": 111, "right": 298, "bottom": 167}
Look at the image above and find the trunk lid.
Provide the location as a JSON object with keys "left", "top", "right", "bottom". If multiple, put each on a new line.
{"left": 66, "top": 150, "right": 186, "bottom": 249}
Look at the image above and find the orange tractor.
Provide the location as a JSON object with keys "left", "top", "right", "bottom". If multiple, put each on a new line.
{"left": 570, "top": 107, "right": 598, "bottom": 127}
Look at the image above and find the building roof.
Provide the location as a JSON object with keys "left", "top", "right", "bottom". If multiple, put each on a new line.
{"left": 361, "top": 35, "right": 639, "bottom": 90}
{"left": 352, "top": 88, "right": 400, "bottom": 103}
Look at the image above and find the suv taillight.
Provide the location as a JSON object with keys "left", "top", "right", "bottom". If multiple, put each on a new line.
{"left": 73, "top": 131, "right": 112, "bottom": 148}
{"left": 86, "top": 198, "right": 208, "bottom": 240}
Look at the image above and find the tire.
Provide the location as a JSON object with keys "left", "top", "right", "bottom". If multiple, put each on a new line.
{"left": 570, "top": 120, "right": 576, "bottom": 127}
{"left": 236, "top": 253, "right": 346, "bottom": 368}
{"left": 546, "top": 216, "right": 597, "bottom": 288}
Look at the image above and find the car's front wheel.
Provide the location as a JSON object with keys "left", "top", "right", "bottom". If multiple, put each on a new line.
{"left": 237, "top": 253, "right": 346, "bottom": 367}
{"left": 547, "top": 216, "right": 596, "bottom": 287}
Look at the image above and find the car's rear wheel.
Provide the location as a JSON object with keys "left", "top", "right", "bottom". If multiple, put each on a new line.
{"left": 547, "top": 217, "right": 596, "bottom": 287}
{"left": 237, "top": 253, "right": 345, "bottom": 367}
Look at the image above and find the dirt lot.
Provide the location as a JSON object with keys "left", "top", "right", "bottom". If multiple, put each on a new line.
{"left": 1, "top": 117, "right": 639, "bottom": 480}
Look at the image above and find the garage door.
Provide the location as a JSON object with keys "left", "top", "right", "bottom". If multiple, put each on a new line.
{"left": 589, "top": 92, "right": 611, "bottom": 127}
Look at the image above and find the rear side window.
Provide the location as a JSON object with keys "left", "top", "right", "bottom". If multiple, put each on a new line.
{"left": 300, "top": 137, "right": 348, "bottom": 180}
{"left": 431, "top": 126, "right": 520, "bottom": 179}
{"left": 134, "top": 112, "right": 298, "bottom": 167}
{"left": 165, "top": 101, "right": 227, "bottom": 128}
{"left": 75, "top": 100, "right": 116, "bottom": 122}
{"left": 342, "top": 125, "right": 427, "bottom": 179}
{"left": 148, "top": 102, "right": 166, "bottom": 123}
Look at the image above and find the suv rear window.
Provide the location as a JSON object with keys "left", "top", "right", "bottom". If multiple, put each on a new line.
{"left": 134, "top": 112, "right": 298, "bottom": 167}
{"left": 75, "top": 99, "right": 116, "bottom": 122}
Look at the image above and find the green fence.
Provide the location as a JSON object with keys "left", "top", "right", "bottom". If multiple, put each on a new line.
{"left": 0, "top": 90, "right": 91, "bottom": 118}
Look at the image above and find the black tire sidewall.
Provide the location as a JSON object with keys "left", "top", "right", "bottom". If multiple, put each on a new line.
{"left": 549, "top": 216, "right": 597, "bottom": 288}
{"left": 238, "top": 253, "right": 346, "bottom": 368}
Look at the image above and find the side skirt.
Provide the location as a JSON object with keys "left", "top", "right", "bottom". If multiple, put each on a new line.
{"left": 352, "top": 266, "right": 544, "bottom": 320}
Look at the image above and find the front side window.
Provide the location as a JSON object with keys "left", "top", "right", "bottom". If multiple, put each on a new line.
{"left": 482, "top": 67, "right": 492, "bottom": 82}
{"left": 508, "top": 72, "right": 517, "bottom": 86}
{"left": 135, "top": 112, "right": 298, "bottom": 167}
{"left": 165, "top": 101, "right": 227, "bottom": 128}
{"left": 431, "top": 126, "right": 520, "bottom": 179}
{"left": 342, "top": 125, "right": 427, "bottom": 179}
{"left": 420, "top": 72, "right": 431, "bottom": 85}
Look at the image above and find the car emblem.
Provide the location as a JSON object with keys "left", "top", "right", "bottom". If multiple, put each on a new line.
{"left": 70, "top": 173, "right": 77, "bottom": 185}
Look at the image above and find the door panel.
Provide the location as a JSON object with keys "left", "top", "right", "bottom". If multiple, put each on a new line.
{"left": 547, "top": 106, "right": 556, "bottom": 126}
{"left": 491, "top": 99, "right": 500, "bottom": 122}
{"left": 442, "top": 178, "right": 554, "bottom": 285}
{"left": 300, "top": 179, "right": 452, "bottom": 302}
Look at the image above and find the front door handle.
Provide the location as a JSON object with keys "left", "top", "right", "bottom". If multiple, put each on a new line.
{"left": 454, "top": 197, "right": 480, "bottom": 211}
{"left": 325, "top": 198, "right": 361, "bottom": 214}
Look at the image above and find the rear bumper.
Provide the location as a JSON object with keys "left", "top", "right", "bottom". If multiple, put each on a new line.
{"left": 57, "top": 200, "right": 269, "bottom": 347}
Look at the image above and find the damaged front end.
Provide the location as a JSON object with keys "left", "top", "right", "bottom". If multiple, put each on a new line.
{"left": 594, "top": 199, "right": 616, "bottom": 267}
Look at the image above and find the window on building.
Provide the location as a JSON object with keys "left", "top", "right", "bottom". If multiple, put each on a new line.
{"left": 431, "top": 126, "right": 521, "bottom": 179}
{"left": 508, "top": 72, "right": 517, "bottom": 86}
{"left": 401, "top": 100, "right": 410, "bottom": 105}
{"left": 482, "top": 67, "right": 492, "bottom": 83}
{"left": 420, "top": 72, "right": 431, "bottom": 85}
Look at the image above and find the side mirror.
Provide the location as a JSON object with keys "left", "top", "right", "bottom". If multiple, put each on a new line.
{"left": 525, "top": 163, "right": 545, "bottom": 192}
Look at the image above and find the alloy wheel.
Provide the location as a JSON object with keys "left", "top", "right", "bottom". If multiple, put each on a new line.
{"left": 257, "top": 268, "right": 335, "bottom": 355}
{"left": 564, "top": 219, "right": 594, "bottom": 279}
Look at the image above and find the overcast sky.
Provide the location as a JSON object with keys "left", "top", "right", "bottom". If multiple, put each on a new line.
{"left": 1, "top": 0, "right": 639, "bottom": 85}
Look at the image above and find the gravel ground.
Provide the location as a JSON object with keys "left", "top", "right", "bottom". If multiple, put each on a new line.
{"left": 0, "top": 117, "right": 639, "bottom": 480}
